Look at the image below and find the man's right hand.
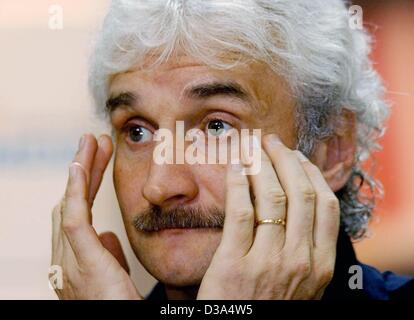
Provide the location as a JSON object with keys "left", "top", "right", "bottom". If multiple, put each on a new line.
{"left": 50, "top": 133, "right": 141, "bottom": 300}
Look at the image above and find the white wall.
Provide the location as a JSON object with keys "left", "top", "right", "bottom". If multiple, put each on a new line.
{"left": 0, "top": 0, "right": 156, "bottom": 299}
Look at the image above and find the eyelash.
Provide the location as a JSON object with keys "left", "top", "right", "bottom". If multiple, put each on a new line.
{"left": 119, "top": 113, "right": 239, "bottom": 144}
{"left": 200, "top": 113, "right": 237, "bottom": 132}
{"left": 121, "top": 122, "right": 150, "bottom": 132}
{"left": 121, "top": 120, "right": 154, "bottom": 143}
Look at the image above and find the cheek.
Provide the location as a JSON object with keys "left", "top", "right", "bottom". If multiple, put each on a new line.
{"left": 113, "top": 146, "right": 150, "bottom": 218}
{"left": 194, "top": 164, "right": 227, "bottom": 208}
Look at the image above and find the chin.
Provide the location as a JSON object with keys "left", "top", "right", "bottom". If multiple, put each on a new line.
{"left": 132, "top": 227, "right": 222, "bottom": 287}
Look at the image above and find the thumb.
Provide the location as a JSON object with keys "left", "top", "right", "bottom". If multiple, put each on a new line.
{"left": 99, "top": 231, "right": 130, "bottom": 274}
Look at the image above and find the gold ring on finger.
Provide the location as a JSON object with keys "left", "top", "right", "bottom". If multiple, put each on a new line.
{"left": 255, "top": 218, "right": 286, "bottom": 227}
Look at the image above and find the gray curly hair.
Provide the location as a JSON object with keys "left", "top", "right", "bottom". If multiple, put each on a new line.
{"left": 88, "top": 0, "right": 389, "bottom": 239}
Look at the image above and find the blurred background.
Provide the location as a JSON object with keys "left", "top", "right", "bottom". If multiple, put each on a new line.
{"left": 0, "top": 0, "right": 413, "bottom": 299}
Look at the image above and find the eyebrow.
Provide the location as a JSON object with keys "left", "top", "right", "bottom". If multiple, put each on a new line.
{"left": 106, "top": 92, "right": 138, "bottom": 113}
{"left": 185, "top": 81, "right": 249, "bottom": 101}
{"left": 106, "top": 81, "right": 250, "bottom": 114}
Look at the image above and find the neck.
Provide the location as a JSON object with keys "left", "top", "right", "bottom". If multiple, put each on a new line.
{"left": 165, "top": 284, "right": 199, "bottom": 300}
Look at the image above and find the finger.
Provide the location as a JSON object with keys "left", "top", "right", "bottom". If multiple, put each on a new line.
{"left": 88, "top": 135, "right": 113, "bottom": 206}
{"left": 248, "top": 140, "right": 286, "bottom": 254}
{"left": 62, "top": 162, "right": 104, "bottom": 264}
{"left": 219, "top": 162, "right": 255, "bottom": 258}
{"left": 65, "top": 134, "right": 98, "bottom": 220}
{"left": 99, "top": 232, "right": 130, "bottom": 274}
{"left": 262, "top": 134, "right": 316, "bottom": 248}
{"left": 294, "top": 151, "right": 340, "bottom": 250}
{"left": 51, "top": 200, "right": 63, "bottom": 261}
{"left": 61, "top": 135, "right": 103, "bottom": 264}
{"left": 72, "top": 133, "right": 98, "bottom": 189}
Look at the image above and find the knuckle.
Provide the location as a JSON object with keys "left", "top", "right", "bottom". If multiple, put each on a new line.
{"left": 264, "top": 252, "right": 284, "bottom": 272}
{"left": 264, "top": 188, "right": 287, "bottom": 206}
{"left": 324, "top": 194, "right": 340, "bottom": 212}
{"left": 61, "top": 216, "right": 81, "bottom": 234}
{"left": 232, "top": 207, "right": 254, "bottom": 223}
{"left": 285, "top": 247, "right": 312, "bottom": 278}
{"left": 299, "top": 185, "right": 316, "bottom": 202}
{"left": 294, "top": 260, "right": 312, "bottom": 277}
{"left": 251, "top": 265, "right": 272, "bottom": 283}
{"left": 63, "top": 197, "right": 88, "bottom": 213}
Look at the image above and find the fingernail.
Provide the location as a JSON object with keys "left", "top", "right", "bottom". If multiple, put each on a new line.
{"left": 78, "top": 135, "right": 86, "bottom": 150}
{"left": 295, "top": 150, "right": 309, "bottom": 162}
{"left": 266, "top": 134, "right": 283, "bottom": 146}
{"left": 69, "top": 163, "right": 79, "bottom": 179}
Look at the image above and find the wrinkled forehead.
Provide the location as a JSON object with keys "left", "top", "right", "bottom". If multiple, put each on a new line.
{"left": 108, "top": 52, "right": 293, "bottom": 112}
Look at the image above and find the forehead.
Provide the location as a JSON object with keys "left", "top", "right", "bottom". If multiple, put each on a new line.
{"left": 109, "top": 55, "right": 292, "bottom": 108}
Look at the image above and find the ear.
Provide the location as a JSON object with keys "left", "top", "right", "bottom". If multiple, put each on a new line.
{"left": 311, "top": 110, "right": 356, "bottom": 192}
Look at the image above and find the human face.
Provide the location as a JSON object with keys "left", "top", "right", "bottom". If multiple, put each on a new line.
{"left": 109, "top": 55, "right": 297, "bottom": 287}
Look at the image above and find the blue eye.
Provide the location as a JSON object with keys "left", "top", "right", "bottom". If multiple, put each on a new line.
{"left": 127, "top": 125, "right": 152, "bottom": 143}
{"left": 207, "top": 120, "right": 233, "bottom": 136}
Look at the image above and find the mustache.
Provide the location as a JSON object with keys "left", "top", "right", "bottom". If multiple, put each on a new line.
{"left": 132, "top": 205, "right": 225, "bottom": 232}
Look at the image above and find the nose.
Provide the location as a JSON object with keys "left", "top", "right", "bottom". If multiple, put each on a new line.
{"left": 142, "top": 162, "right": 199, "bottom": 208}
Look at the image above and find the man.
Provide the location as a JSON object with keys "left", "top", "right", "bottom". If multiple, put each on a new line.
{"left": 51, "top": 0, "right": 414, "bottom": 299}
